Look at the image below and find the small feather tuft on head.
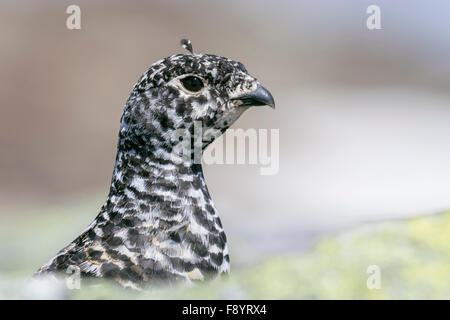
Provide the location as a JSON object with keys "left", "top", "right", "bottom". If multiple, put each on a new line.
{"left": 180, "top": 39, "right": 194, "bottom": 54}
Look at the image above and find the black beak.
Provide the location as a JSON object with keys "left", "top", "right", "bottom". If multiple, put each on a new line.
{"left": 232, "top": 84, "right": 275, "bottom": 109}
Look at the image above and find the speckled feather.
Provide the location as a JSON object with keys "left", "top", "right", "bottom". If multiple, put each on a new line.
{"left": 35, "top": 43, "right": 272, "bottom": 289}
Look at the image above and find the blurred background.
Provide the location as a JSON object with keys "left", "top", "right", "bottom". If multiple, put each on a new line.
{"left": 1, "top": 0, "right": 450, "bottom": 298}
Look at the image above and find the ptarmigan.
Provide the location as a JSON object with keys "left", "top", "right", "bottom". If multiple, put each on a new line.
{"left": 36, "top": 40, "right": 275, "bottom": 289}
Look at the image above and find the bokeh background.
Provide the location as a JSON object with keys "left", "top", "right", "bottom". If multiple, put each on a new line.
{"left": 2, "top": 0, "right": 450, "bottom": 299}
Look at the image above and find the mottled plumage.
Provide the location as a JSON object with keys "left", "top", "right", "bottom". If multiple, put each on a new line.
{"left": 36, "top": 40, "right": 275, "bottom": 289}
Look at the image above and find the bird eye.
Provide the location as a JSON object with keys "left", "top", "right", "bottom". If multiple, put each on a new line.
{"left": 180, "top": 76, "right": 204, "bottom": 92}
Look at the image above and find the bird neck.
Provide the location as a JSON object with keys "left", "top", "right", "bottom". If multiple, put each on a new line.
{"left": 99, "top": 146, "right": 230, "bottom": 279}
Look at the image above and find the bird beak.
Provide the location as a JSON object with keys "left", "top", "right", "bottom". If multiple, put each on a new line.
{"left": 232, "top": 84, "right": 275, "bottom": 109}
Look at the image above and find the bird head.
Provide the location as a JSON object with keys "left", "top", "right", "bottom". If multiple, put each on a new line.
{"left": 119, "top": 41, "right": 275, "bottom": 159}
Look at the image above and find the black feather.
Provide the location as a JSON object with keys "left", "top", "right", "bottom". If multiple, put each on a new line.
{"left": 180, "top": 38, "right": 194, "bottom": 54}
